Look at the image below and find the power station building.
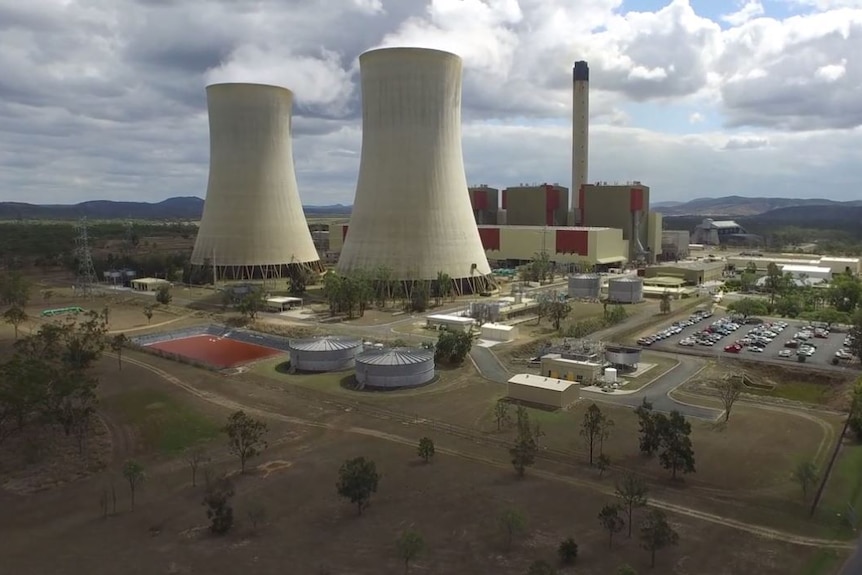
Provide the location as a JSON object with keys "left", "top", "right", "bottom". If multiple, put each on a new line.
{"left": 469, "top": 185, "right": 501, "bottom": 225}
{"left": 571, "top": 60, "right": 589, "bottom": 223}
{"left": 335, "top": 47, "right": 493, "bottom": 294}
{"left": 477, "top": 225, "right": 627, "bottom": 268}
{"left": 501, "top": 184, "right": 570, "bottom": 226}
{"left": 578, "top": 182, "right": 661, "bottom": 263}
{"left": 191, "top": 83, "right": 321, "bottom": 281}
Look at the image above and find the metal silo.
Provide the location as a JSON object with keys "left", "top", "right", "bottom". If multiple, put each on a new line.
{"left": 191, "top": 83, "right": 322, "bottom": 281}
{"left": 567, "top": 273, "right": 601, "bottom": 299}
{"left": 608, "top": 276, "right": 644, "bottom": 304}
{"left": 288, "top": 336, "right": 363, "bottom": 372}
{"left": 354, "top": 347, "right": 436, "bottom": 389}
{"left": 336, "top": 47, "right": 493, "bottom": 295}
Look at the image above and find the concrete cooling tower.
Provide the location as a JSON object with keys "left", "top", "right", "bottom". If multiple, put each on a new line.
{"left": 191, "top": 83, "right": 322, "bottom": 281}
{"left": 335, "top": 47, "right": 494, "bottom": 295}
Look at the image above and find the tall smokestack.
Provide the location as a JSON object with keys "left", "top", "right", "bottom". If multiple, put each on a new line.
{"left": 572, "top": 61, "right": 589, "bottom": 222}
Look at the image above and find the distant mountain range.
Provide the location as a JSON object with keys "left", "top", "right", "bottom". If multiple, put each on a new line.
{"left": 0, "top": 197, "right": 352, "bottom": 220}
{"left": 652, "top": 196, "right": 862, "bottom": 217}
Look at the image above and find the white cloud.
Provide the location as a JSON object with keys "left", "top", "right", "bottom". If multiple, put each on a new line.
{"left": 0, "top": 0, "right": 861, "bottom": 206}
{"left": 722, "top": 1, "right": 765, "bottom": 26}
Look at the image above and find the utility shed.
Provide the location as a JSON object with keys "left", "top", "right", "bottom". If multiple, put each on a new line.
{"left": 130, "top": 277, "right": 170, "bottom": 292}
{"left": 426, "top": 314, "right": 476, "bottom": 333}
{"left": 480, "top": 323, "right": 518, "bottom": 342}
{"left": 507, "top": 373, "right": 580, "bottom": 410}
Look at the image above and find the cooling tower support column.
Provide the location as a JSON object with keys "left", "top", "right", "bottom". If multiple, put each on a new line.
{"left": 572, "top": 61, "right": 589, "bottom": 224}
{"left": 336, "top": 47, "right": 494, "bottom": 295}
{"left": 191, "top": 83, "right": 322, "bottom": 283}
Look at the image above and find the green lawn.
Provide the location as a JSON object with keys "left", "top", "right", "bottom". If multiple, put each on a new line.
{"left": 103, "top": 389, "right": 220, "bottom": 453}
{"left": 744, "top": 381, "right": 838, "bottom": 405}
{"left": 797, "top": 549, "right": 846, "bottom": 575}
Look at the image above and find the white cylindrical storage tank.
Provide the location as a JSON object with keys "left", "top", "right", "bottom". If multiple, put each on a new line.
{"left": 604, "top": 345, "right": 641, "bottom": 368}
{"left": 336, "top": 47, "right": 493, "bottom": 294}
{"left": 354, "top": 347, "right": 435, "bottom": 389}
{"left": 608, "top": 277, "right": 644, "bottom": 304}
{"left": 567, "top": 273, "right": 601, "bottom": 299}
{"left": 191, "top": 83, "right": 322, "bottom": 281}
{"left": 288, "top": 336, "right": 363, "bottom": 372}
{"left": 605, "top": 367, "right": 618, "bottom": 383}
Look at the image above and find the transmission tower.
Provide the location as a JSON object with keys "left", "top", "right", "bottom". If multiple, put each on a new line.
{"left": 122, "top": 218, "right": 135, "bottom": 255}
{"left": 75, "top": 217, "right": 98, "bottom": 296}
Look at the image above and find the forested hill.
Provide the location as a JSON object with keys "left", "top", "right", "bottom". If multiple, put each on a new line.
{"left": 0, "top": 197, "right": 352, "bottom": 220}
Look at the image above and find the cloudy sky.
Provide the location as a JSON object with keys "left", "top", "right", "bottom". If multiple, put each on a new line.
{"left": 1, "top": 0, "right": 860, "bottom": 206}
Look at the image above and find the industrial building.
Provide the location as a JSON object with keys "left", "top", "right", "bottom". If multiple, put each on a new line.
{"left": 469, "top": 185, "right": 501, "bottom": 225}
{"left": 190, "top": 83, "right": 322, "bottom": 281}
{"left": 540, "top": 354, "right": 603, "bottom": 385}
{"left": 501, "top": 184, "right": 570, "bottom": 226}
{"left": 567, "top": 273, "right": 602, "bottom": 300}
{"left": 354, "top": 347, "right": 436, "bottom": 389}
{"left": 130, "top": 277, "right": 170, "bottom": 292}
{"left": 692, "top": 219, "right": 752, "bottom": 245}
{"left": 777, "top": 264, "right": 832, "bottom": 283}
{"left": 335, "top": 47, "right": 493, "bottom": 295}
{"left": 644, "top": 261, "right": 725, "bottom": 285}
{"left": 577, "top": 183, "right": 661, "bottom": 263}
{"left": 727, "top": 254, "right": 861, "bottom": 277}
{"left": 507, "top": 374, "right": 580, "bottom": 410}
{"left": 660, "top": 230, "right": 690, "bottom": 261}
{"left": 477, "top": 225, "right": 628, "bottom": 268}
{"left": 426, "top": 314, "right": 476, "bottom": 333}
{"left": 288, "top": 336, "right": 363, "bottom": 372}
{"left": 604, "top": 345, "right": 641, "bottom": 372}
{"left": 571, "top": 61, "right": 590, "bottom": 221}
{"left": 480, "top": 323, "right": 518, "bottom": 342}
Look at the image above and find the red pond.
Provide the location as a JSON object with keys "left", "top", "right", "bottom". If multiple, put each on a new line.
{"left": 147, "top": 335, "right": 283, "bottom": 368}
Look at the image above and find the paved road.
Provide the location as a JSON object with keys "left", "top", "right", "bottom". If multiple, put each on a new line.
{"left": 839, "top": 538, "right": 862, "bottom": 575}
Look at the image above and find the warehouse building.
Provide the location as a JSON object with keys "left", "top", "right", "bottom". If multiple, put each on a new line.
{"left": 131, "top": 277, "right": 171, "bottom": 292}
{"left": 778, "top": 264, "right": 832, "bottom": 283}
{"left": 644, "top": 260, "right": 725, "bottom": 285}
{"left": 477, "top": 225, "right": 628, "bottom": 268}
{"left": 727, "top": 255, "right": 861, "bottom": 277}
{"left": 507, "top": 373, "right": 580, "bottom": 410}
{"left": 577, "top": 182, "right": 661, "bottom": 263}
{"left": 502, "top": 183, "right": 570, "bottom": 226}
{"left": 691, "top": 219, "right": 753, "bottom": 245}
{"left": 539, "top": 354, "right": 603, "bottom": 385}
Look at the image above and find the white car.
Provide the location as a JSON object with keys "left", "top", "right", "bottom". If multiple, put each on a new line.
{"left": 778, "top": 349, "right": 793, "bottom": 358}
{"left": 836, "top": 349, "right": 853, "bottom": 360}
{"left": 748, "top": 346, "right": 764, "bottom": 353}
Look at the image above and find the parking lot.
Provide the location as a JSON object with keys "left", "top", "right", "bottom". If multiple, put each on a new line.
{"left": 640, "top": 312, "right": 858, "bottom": 369}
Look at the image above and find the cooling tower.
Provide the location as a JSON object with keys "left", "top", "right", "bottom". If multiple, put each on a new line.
{"left": 572, "top": 61, "right": 589, "bottom": 223}
{"left": 335, "top": 47, "right": 494, "bottom": 295}
{"left": 191, "top": 83, "right": 322, "bottom": 281}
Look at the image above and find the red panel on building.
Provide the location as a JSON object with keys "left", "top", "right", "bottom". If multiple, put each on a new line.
{"left": 578, "top": 185, "right": 586, "bottom": 225}
{"left": 630, "top": 187, "right": 644, "bottom": 212}
{"left": 342, "top": 225, "right": 349, "bottom": 241}
{"left": 555, "top": 229, "right": 589, "bottom": 255}
{"left": 478, "top": 227, "right": 501, "bottom": 251}
{"left": 471, "top": 189, "right": 488, "bottom": 210}
{"left": 501, "top": 190, "right": 507, "bottom": 209}
{"left": 544, "top": 185, "right": 559, "bottom": 225}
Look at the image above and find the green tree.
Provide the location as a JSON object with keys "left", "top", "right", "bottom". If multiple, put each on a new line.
{"left": 764, "top": 262, "right": 790, "bottom": 307}
{"left": 598, "top": 503, "right": 625, "bottom": 549}
{"left": 184, "top": 446, "right": 210, "bottom": 487}
{"left": 639, "top": 509, "right": 679, "bottom": 568}
{"left": 615, "top": 473, "right": 649, "bottom": 537}
{"left": 417, "top": 437, "right": 435, "bottom": 463}
{"left": 433, "top": 270, "right": 452, "bottom": 306}
{"left": 657, "top": 411, "right": 696, "bottom": 480}
{"left": 498, "top": 508, "right": 527, "bottom": 550}
{"left": 3, "top": 305, "right": 27, "bottom": 339}
{"left": 122, "top": 459, "right": 145, "bottom": 511}
{"left": 849, "top": 310, "right": 862, "bottom": 361}
{"left": 557, "top": 537, "right": 578, "bottom": 565}
{"left": 596, "top": 453, "right": 610, "bottom": 477}
{"left": 510, "top": 406, "right": 538, "bottom": 477}
{"left": 580, "top": 403, "right": 605, "bottom": 465}
{"left": 434, "top": 330, "right": 473, "bottom": 364}
{"left": 155, "top": 284, "right": 172, "bottom": 305}
{"left": 223, "top": 410, "right": 268, "bottom": 473}
{"left": 494, "top": 399, "right": 512, "bottom": 431}
{"left": 659, "top": 291, "right": 672, "bottom": 314}
{"left": 203, "top": 475, "right": 235, "bottom": 535}
{"left": 726, "top": 297, "right": 768, "bottom": 318}
{"left": 828, "top": 274, "right": 862, "bottom": 313}
{"left": 716, "top": 376, "right": 743, "bottom": 423}
{"left": 288, "top": 268, "right": 315, "bottom": 295}
{"left": 792, "top": 461, "right": 819, "bottom": 501}
{"left": 143, "top": 306, "right": 153, "bottom": 324}
{"left": 110, "top": 333, "right": 128, "bottom": 370}
{"left": 635, "top": 398, "right": 660, "bottom": 456}
{"left": 0, "top": 271, "right": 31, "bottom": 306}
{"left": 395, "top": 529, "right": 425, "bottom": 574}
{"left": 547, "top": 300, "right": 571, "bottom": 331}
{"left": 236, "top": 288, "right": 264, "bottom": 321}
{"left": 336, "top": 456, "right": 381, "bottom": 515}
{"left": 848, "top": 378, "right": 862, "bottom": 440}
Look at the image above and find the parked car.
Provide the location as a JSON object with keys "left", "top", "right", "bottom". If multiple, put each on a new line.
{"left": 778, "top": 349, "right": 793, "bottom": 358}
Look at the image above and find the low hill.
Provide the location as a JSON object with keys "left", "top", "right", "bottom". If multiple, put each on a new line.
{"left": 0, "top": 197, "right": 352, "bottom": 220}
{"left": 654, "top": 196, "right": 862, "bottom": 217}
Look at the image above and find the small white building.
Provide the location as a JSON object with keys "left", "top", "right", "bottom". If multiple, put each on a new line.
{"left": 779, "top": 264, "right": 832, "bottom": 283}
{"left": 426, "top": 314, "right": 476, "bottom": 333}
{"left": 130, "top": 277, "right": 170, "bottom": 292}
{"left": 507, "top": 373, "right": 580, "bottom": 410}
{"left": 480, "top": 323, "right": 518, "bottom": 342}
{"left": 265, "top": 296, "right": 303, "bottom": 311}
